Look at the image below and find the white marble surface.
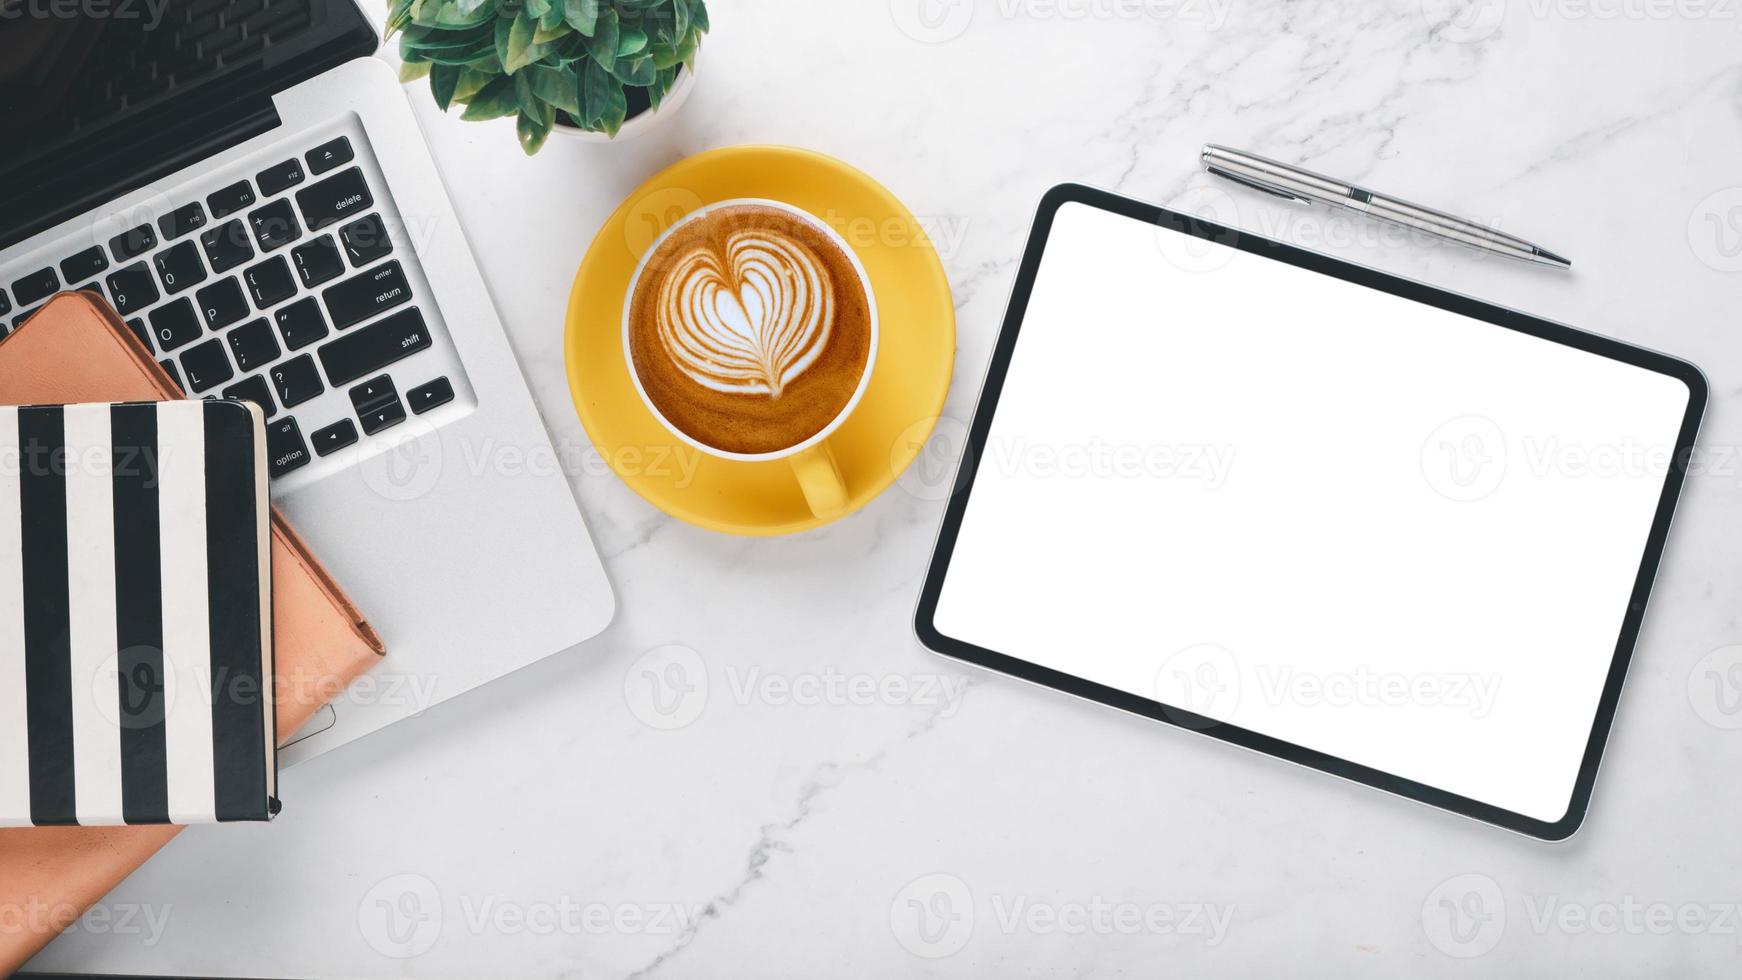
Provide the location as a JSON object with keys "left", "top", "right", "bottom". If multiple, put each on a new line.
{"left": 27, "top": 0, "right": 1742, "bottom": 975}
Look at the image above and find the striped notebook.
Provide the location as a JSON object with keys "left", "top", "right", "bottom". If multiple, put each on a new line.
{"left": 0, "top": 401, "right": 275, "bottom": 827}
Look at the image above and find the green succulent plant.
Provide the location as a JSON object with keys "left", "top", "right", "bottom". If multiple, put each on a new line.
{"left": 388, "top": 0, "right": 709, "bottom": 153}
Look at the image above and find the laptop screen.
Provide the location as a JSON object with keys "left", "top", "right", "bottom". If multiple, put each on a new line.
{"left": 0, "top": 0, "right": 375, "bottom": 247}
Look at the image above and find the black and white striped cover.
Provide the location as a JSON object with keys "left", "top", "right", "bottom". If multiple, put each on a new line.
{"left": 0, "top": 401, "right": 275, "bottom": 827}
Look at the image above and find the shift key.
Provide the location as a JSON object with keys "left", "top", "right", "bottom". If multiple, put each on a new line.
{"left": 318, "top": 307, "right": 432, "bottom": 386}
{"left": 323, "top": 260, "right": 410, "bottom": 329}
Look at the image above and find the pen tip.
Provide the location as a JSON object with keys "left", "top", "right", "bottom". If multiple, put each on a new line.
{"left": 1533, "top": 247, "right": 1572, "bottom": 269}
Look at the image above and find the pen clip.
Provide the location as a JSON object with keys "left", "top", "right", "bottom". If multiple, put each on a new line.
{"left": 1205, "top": 166, "right": 1313, "bottom": 205}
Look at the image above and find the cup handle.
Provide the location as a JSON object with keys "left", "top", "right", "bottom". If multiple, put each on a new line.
{"left": 790, "top": 441, "right": 849, "bottom": 518}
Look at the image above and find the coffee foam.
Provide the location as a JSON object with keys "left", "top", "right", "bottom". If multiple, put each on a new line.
{"left": 655, "top": 229, "right": 834, "bottom": 398}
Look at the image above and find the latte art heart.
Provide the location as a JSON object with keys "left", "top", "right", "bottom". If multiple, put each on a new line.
{"left": 654, "top": 229, "right": 836, "bottom": 398}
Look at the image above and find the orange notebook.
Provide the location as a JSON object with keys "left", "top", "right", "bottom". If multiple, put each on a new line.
{"left": 0, "top": 292, "right": 386, "bottom": 974}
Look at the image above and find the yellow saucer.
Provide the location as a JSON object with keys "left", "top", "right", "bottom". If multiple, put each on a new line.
{"left": 565, "top": 145, "right": 957, "bottom": 536}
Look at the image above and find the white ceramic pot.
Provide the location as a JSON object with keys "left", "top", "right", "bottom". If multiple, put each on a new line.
{"left": 549, "top": 63, "right": 697, "bottom": 143}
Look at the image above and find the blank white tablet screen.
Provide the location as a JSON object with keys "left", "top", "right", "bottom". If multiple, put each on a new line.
{"left": 932, "top": 202, "right": 1692, "bottom": 823}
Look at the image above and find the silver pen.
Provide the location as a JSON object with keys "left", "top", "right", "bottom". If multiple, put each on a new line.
{"left": 1200, "top": 144, "right": 1571, "bottom": 269}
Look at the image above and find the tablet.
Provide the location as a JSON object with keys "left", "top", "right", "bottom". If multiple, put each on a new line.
{"left": 916, "top": 184, "right": 1706, "bottom": 839}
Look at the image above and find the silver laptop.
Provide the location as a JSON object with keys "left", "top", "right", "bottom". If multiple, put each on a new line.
{"left": 0, "top": 0, "right": 615, "bottom": 764}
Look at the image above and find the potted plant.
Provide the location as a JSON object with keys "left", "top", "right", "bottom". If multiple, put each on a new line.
{"left": 388, "top": 0, "right": 709, "bottom": 153}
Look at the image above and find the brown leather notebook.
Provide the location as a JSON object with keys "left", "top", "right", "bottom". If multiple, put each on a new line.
{"left": 0, "top": 293, "right": 386, "bottom": 974}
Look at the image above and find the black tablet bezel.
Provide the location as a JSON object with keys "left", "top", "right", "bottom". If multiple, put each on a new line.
{"left": 914, "top": 183, "right": 1708, "bottom": 841}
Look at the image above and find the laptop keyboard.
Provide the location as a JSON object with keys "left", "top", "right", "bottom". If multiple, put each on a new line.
{"left": 1, "top": 131, "right": 472, "bottom": 487}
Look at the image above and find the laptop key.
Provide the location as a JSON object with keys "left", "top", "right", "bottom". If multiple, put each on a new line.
{"left": 125, "top": 318, "right": 153, "bottom": 353}
{"left": 257, "top": 158, "right": 305, "bottom": 196}
{"left": 159, "top": 360, "right": 185, "bottom": 393}
{"left": 323, "top": 260, "right": 410, "bottom": 330}
{"left": 60, "top": 246, "right": 108, "bottom": 284}
{"left": 249, "top": 198, "right": 301, "bottom": 252}
{"left": 207, "top": 181, "right": 257, "bottom": 220}
{"left": 318, "top": 307, "right": 431, "bottom": 386}
{"left": 11, "top": 267, "right": 58, "bottom": 308}
{"left": 106, "top": 262, "right": 160, "bottom": 315}
{"left": 158, "top": 202, "right": 206, "bottom": 240}
{"left": 244, "top": 255, "right": 297, "bottom": 309}
{"left": 274, "top": 296, "right": 329, "bottom": 350}
{"left": 359, "top": 397, "right": 407, "bottom": 436}
{"left": 196, "top": 277, "right": 250, "bottom": 331}
{"left": 267, "top": 417, "right": 312, "bottom": 477}
{"left": 311, "top": 419, "right": 358, "bottom": 456}
{"left": 306, "top": 136, "right": 353, "bottom": 175}
{"left": 339, "top": 213, "right": 393, "bottom": 267}
{"left": 154, "top": 240, "right": 207, "bottom": 294}
{"left": 271, "top": 354, "right": 324, "bottom": 408}
{"left": 292, "top": 235, "right": 345, "bottom": 288}
{"left": 179, "top": 337, "right": 235, "bottom": 392}
{"left": 348, "top": 375, "right": 397, "bottom": 414}
{"left": 408, "top": 377, "right": 455, "bottom": 414}
{"left": 222, "top": 375, "right": 276, "bottom": 418}
{"left": 295, "top": 167, "right": 372, "bottom": 232}
{"left": 0, "top": 289, "right": 9, "bottom": 316}
{"left": 149, "top": 298, "right": 203, "bottom": 352}
{"left": 110, "top": 224, "right": 158, "bottom": 261}
{"left": 226, "top": 318, "right": 281, "bottom": 373}
{"left": 200, "top": 219, "right": 255, "bottom": 273}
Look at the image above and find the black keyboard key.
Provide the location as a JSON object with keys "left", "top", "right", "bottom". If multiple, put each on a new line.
{"left": 59, "top": 246, "right": 108, "bottom": 284}
{"left": 407, "top": 377, "right": 454, "bottom": 414}
{"left": 0, "top": 289, "right": 9, "bottom": 316}
{"left": 200, "top": 219, "right": 255, "bottom": 274}
{"left": 311, "top": 419, "right": 358, "bottom": 456}
{"left": 348, "top": 375, "right": 397, "bottom": 413}
{"left": 249, "top": 199, "right": 301, "bottom": 252}
{"left": 291, "top": 235, "right": 344, "bottom": 288}
{"left": 110, "top": 224, "right": 157, "bottom": 261}
{"left": 159, "top": 360, "right": 185, "bottom": 392}
{"left": 274, "top": 297, "right": 329, "bottom": 350}
{"left": 11, "top": 268, "right": 58, "bottom": 308}
{"left": 158, "top": 202, "right": 206, "bottom": 240}
{"left": 154, "top": 240, "right": 207, "bottom": 294}
{"left": 257, "top": 158, "right": 305, "bottom": 196}
{"left": 13, "top": 308, "right": 39, "bottom": 332}
{"left": 125, "top": 318, "right": 152, "bottom": 353}
{"left": 179, "top": 337, "right": 235, "bottom": 392}
{"left": 207, "top": 181, "right": 256, "bottom": 220}
{"left": 226, "top": 318, "right": 281, "bottom": 372}
{"left": 267, "top": 417, "right": 312, "bottom": 477}
{"left": 244, "top": 256, "right": 297, "bottom": 308}
{"left": 323, "top": 260, "right": 410, "bottom": 330}
{"left": 196, "top": 277, "right": 249, "bottom": 330}
{"left": 222, "top": 375, "right": 276, "bottom": 418}
{"left": 271, "top": 354, "right": 324, "bottom": 408}
{"left": 338, "top": 213, "right": 393, "bottom": 267}
{"left": 148, "top": 298, "right": 204, "bottom": 352}
{"left": 318, "top": 307, "right": 431, "bottom": 386}
{"left": 306, "top": 136, "right": 354, "bottom": 175}
{"left": 106, "top": 262, "right": 160, "bottom": 315}
{"left": 294, "top": 167, "right": 372, "bottom": 232}
{"left": 359, "top": 397, "right": 406, "bottom": 435}
{"left": 0, "top": 323, "right": 8, "bottom": 341}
